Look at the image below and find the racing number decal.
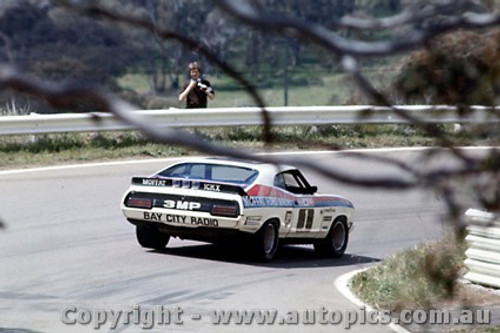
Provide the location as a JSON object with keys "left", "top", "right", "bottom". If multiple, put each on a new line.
{"left": 297, "top": 209, "right": 314, "bottom": 230}
{"left": 297, "top": 209, "right": 306, "bottom": 229}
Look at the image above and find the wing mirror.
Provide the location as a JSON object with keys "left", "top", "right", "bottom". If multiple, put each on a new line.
{"left": 308, "top": 186, "right": 318, "bottom": 194}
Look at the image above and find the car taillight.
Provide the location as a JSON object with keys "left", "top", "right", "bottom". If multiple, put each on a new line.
{"left": 126, "top": 197, "right": 153, "bottom": 209}
{"left": 211, "top": 203, "right": 239, "bottom": 218}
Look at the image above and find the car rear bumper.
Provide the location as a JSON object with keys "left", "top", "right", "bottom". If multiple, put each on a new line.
{"left": 127, "top": 219, "right": 256, "bottom": 243}
{"left": 122, "top": 207, "right": 240, "bottom": 229}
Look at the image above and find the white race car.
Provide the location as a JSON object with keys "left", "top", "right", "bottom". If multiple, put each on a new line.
{"left": 121, "top": 157, "right": 354, "bottom": 261}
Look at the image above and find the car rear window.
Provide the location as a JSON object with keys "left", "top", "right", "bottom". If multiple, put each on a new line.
{"left": 157, "top": 163, "right": 258, "bottom": 184}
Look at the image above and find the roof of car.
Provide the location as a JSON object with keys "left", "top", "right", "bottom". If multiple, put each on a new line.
{"left": 168, "top": 157, "right": 296, "bottom": 174}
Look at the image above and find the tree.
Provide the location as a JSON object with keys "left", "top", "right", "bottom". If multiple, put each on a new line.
{"left": 394, "top": 29, "right": 500, "bottom": 105}
{"left": 0, "top": 2, "right": 499, "bottom": 314}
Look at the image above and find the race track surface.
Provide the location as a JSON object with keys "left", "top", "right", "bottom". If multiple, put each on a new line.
{"left": 1, "top": 149, "right": 469, "bottom": 333}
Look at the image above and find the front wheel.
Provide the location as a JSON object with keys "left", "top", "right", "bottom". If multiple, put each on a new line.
{"left": 253, "top": 221, "right": 279, "bottom": 262}
{"left": 314, "top": 218, "right": 348, "bottom": 258}
{"left": 136, "top": 226, "right": 170, "bottom": 250}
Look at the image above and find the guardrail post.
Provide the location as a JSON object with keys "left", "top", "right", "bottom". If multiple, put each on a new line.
{"left": 464, "top": 208, "right": 500, "bottom": 288}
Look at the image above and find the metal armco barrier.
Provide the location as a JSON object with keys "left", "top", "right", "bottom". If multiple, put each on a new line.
{"left": 464, "top": 209, "right": 500, "bottom": 289}
{"left": 0, "top": 105, "right": 498, "bottom": 136}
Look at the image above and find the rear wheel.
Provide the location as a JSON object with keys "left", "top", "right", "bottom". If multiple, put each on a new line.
{"left": 314, "top": 217, "right": 348, "bottom": 258}
{"left": 253, "top": 221, "right": 279, "bottom": 262}
{"left": 136, "top": 226, "right": 170, "bottom": 250}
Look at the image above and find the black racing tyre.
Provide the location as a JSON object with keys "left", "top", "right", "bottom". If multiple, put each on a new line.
{"left": 253, "top": 221, "right": 279, "bottom": 262}
{"left": 314, "top": 217, "right": 348, "bottom": 258}
{"left": 136, "top": 226, "right": 170, "bottom": 250}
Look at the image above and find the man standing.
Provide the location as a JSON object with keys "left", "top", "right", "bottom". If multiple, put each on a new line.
{"left": 178, "top": 62, "right": 215, "bottom": 108}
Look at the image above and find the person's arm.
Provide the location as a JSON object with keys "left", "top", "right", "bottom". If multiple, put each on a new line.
{"left": 178, "top": 80, "right": 197, "bottom": 102}
{"left": 206, "top": 89, "right": 215, "bottom": 100}
{"left": 199, "top": 81, "right": 215, "bottom": 100}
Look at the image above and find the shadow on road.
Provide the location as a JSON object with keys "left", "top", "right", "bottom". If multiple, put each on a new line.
{"left": 151, "top": 243, "right": 381, "bottom": 268}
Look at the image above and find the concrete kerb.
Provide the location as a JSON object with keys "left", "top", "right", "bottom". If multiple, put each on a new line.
{"left": 335, "top": 268, "right": 411, "bottom": 333}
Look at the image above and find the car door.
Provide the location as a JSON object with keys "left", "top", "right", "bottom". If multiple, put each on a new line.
{"left": 274, "top": 170, "right": 322, "bottom": 237}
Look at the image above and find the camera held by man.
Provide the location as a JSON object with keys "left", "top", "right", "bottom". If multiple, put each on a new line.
{"left": 195, "top": 79, "right": 208, "bottom": 92}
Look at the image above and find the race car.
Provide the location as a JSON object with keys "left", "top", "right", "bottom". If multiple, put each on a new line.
{"left": 121, "top": 157, "right": 354, "bottom": 261}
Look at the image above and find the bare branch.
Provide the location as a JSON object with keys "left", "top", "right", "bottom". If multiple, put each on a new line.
{"left": 337, "top": 1, "right": 487, "bottom": 31}
{"left": 215, "top": 0, "right": 500, "bottom": 57}
{"left": 0, "top": 64, "right": 422, "bottom": 189}
{"left": 54, "top": 0, "right": 274, "bottom": 142}
{"left": 341, "top": 55, "right": 479, "bottom": 166}
{"left": 2, "top": 62, "right": 498, "bottom": 198}
{"left": 1, "top": 0, "right": 497, "bottom": 218}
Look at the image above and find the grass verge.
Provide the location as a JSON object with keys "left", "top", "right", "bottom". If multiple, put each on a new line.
{"left": 350, "top": 232, "right": 467, "bottom": 311}
{"left": 1, "top": 124, "right": 498, "bottom": 170}
{"left": 350, "top": 232, "right": 500, "bottom": 332}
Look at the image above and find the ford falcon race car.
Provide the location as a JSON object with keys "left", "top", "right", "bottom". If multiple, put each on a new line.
{"left": 121, "top": 157, "right": 354, "bottom": 261}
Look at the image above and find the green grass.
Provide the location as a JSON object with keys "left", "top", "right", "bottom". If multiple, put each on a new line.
{"left": 117, "top": 73, "right": 152, "bottom": 94}
{"left": 1, "top": 124, "right": 497, "bottom": 170}
{"left": 116, "top": 68, "right": 400, "bottom": 108}
{"left": 207, "top": 73, "right": 356, "bottom": 107}
{"left": 0, "top": 132, "right": 195, "bottom": 169}
{"left": 350, "top": 232, "right": 500, "bottom": 332}
{"left": 350, "top": 232, "right": 467, "bottom": 311}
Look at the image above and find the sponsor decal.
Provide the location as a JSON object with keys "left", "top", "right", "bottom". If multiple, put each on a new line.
{"left": 242, "top": 196, "right": 295, "bottom": 208}
{"left": 163, "top": 200, "right": 201, "bottom": 211}
{"left": 203, "top": 183, "right": 221, "bottom": 192}
{"left": 143, "top": 212, "right": 218, "bottom": 226}
{"left": 190, "top": 217, "right": 219, "bottom": 226}
{"left": 143, "top": 212, "right": 163, "bottom": 221}
{"left": 322, "top": 216, "right": 333, "bottom": 223}
{"left": 141, "top": 179, "right": 167, "bottom": 186}
{"left": 132, "top": 177, "right": 245, "bottom": 195}
{"left": 242, "top": 185, "right": 353, "bottom": 208}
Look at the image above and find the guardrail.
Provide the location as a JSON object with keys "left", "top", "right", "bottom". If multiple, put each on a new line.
{"left": 464, "top": 209, "right": 500, "bottom": 288}
{"left": 0, "top": 105, "right": 498, "bottom": 136}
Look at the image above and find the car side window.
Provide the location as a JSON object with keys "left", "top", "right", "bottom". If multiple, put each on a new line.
{"left": 274, "top": 171, "right": 303, "bottom": 193}
{"left": 275, "top": 170, "right": 317, "bottom": 195}
{"left": 190, "top": 164, "right": 205, "bottom": 178}
{"left": 274, "top": 173, "right": 286, "bottom": 189}
{"left": 283, "top": 172, "right": 301, "bottom": 189}
{"left": 160, "top": 164, "right": 187, "bottom": 177}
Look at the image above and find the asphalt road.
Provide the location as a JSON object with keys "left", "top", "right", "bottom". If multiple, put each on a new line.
{"left": 0, "top": 149, "right": 466, "bottom": 333}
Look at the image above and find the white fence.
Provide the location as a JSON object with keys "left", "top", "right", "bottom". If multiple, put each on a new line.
{"left": 464, "top": 209, "right": 500, "bottom": 288}
{"left": 0, "top": 105, "right": 498, "bottom": 136}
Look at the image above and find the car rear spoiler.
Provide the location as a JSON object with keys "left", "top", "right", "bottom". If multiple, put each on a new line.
{"left": 131, "top": 177, "right": 248, "bottom": 196}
